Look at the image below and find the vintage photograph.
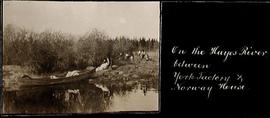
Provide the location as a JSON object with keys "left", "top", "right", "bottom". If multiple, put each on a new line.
{"left": 3, "top": 1, "right": 160, "bottom": 114}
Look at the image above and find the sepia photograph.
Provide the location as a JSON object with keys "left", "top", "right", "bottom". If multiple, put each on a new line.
{"left": 2, "top": 1, "right": 159, "bottom": 114}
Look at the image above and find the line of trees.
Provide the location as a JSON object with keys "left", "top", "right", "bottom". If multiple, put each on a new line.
{"left": 3, "top": 24, "right": 159, "bottom": 74}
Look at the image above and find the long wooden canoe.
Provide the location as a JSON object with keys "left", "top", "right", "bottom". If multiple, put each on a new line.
{"left": 6, "top": 69, "right": 96, "bottom": 90}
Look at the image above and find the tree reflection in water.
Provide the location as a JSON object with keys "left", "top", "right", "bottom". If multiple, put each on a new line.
{"left": 3, "top": 79, "right": 158, "bottom": 114}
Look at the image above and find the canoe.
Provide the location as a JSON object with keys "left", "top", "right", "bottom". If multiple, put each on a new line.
{"left": 14, "top": 69, "right": 96, "bottom": 89}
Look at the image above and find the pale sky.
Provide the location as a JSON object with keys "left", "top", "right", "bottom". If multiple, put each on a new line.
{"left": 4, "top": 1, "right": 160, "bottom": 39}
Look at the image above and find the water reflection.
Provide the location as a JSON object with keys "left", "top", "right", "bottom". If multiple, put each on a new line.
{"left": 3, "top": 79, "right": 158, "bottom": 114}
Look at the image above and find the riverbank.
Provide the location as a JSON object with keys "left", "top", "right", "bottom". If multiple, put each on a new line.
{"left": 91, "top": 51, "right": 159, "bottom": 90}
{"left": 3, "top": 51, "right": 159, "bottom": 91}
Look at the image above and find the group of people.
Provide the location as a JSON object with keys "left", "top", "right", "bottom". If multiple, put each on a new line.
{"left": 49, "top": 50, "right": 150, "bottom": 79}
{"left": 118, "top": 50, "right": 151, "bottom": 62}
{"left": 137, "top": 50, "right": 150, "bottom": 61}
{"left": 118, "top": 52, "right": 134, "bottom": 61}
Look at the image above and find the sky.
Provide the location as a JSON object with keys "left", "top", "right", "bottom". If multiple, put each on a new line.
{"left": 4, "top": 1, "right": 160, "bottom": 39}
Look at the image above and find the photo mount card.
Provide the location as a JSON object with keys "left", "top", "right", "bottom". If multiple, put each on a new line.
{"left": 1, "top": 1, "right": 270, "bottom": 117}
{"left": 1, "top": 1, "right": 160, "bottom": 116}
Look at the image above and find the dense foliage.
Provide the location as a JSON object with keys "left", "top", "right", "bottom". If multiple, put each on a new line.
{"left": 3, "top": 24, "right": 159, "bottom": 74}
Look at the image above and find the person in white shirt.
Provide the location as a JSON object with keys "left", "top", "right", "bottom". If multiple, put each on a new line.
{"left": 95, "top": 58, "right": 110, "bottom": 72}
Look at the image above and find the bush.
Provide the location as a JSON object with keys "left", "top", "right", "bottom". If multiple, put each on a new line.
{"left": 3, "top": 24, "right": 159, "bottom": 74}
{"left": 76, "top": 29, "right": 112, "bottom": 67}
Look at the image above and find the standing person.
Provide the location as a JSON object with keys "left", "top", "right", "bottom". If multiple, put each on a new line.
{"left": 141, "top": 50, "right": 146, "bottom": 59}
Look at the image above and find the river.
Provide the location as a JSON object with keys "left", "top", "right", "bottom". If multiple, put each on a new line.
{"left": 3, "top": 79, "right": 159, "bottom": 114}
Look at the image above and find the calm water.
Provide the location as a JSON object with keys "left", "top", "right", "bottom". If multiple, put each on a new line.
{"left": 3, "top": 79, "right": 159, "bottom": 114}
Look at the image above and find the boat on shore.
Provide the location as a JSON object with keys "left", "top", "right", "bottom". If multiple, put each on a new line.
{"left": 4, "top": 69, "right": 97, "bottom": 91}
